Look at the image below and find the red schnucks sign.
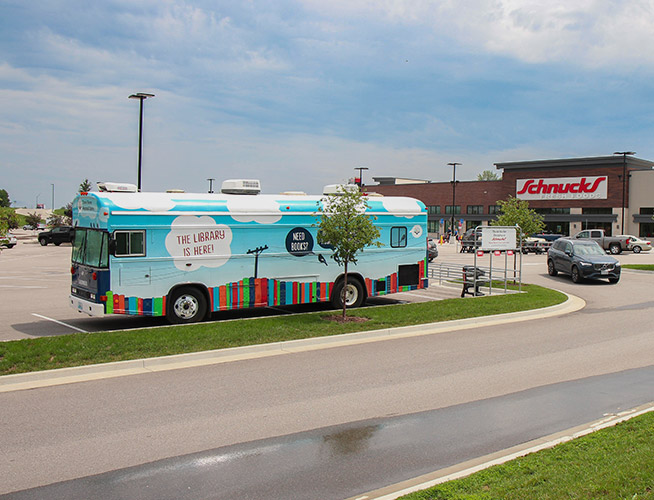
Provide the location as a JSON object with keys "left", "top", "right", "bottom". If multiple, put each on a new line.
{"left": 516, "top": 176, "right": 608, "bottom": 200}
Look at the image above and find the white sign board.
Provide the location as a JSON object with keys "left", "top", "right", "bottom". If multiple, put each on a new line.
{"left": 516, "top": 176, "right": 608, "bottom": 200}
{"left": 481, "top": 227, "right": 517, "bottom": 250}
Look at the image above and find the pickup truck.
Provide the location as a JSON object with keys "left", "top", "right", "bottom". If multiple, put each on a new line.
{"left": 38, "top": 226, "right": 75, "bottom": 246}
{"left": 572, "top": 229, "right": 630, "bottom": 255}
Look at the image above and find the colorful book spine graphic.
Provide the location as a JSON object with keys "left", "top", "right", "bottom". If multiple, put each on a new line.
{"left": 105, "top": 260, "right": 427, "bottom": 317}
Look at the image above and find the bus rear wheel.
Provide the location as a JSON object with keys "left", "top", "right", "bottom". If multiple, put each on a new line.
{"left": 331, "top": 277, "right": 365, "bottom": 309}
{"left": 168, "top": 287, "right": 207, "bottom": 324}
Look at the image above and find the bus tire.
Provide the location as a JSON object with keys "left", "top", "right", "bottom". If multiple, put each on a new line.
{"left": 331, "top": 276, "right": 365, "bottom": 309}
{"left": 168, "top": 286, "right": 207, "bottom": 324}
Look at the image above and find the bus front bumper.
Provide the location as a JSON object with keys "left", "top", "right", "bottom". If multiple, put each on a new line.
{"left": 70, "top": 295, "right": 105, "bottom": 317}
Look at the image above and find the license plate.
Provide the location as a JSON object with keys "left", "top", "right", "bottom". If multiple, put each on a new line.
{"left": 601, "top": 270, "right": 608, "bottom": 275}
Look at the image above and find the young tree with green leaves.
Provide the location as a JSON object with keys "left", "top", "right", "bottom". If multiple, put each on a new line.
{"left": 25, "top": 212, "right": 43, "bottom": 229}
{"left": 314, "top": 186, "right": 382, "bottom": 319}
{"left": 79, "top": 179, "right": 93, "bottom": 193}
{"left": 491, "top": 195, "right": 545, "bottom": 237}
{"left": 477, "top": 170, "right": 500, "bottom": 181}
{"left": 0, "top": 207, "right": 19, "bottom": 230}
{"left": 0, "top": 189, "right": 10, "bottom": 208}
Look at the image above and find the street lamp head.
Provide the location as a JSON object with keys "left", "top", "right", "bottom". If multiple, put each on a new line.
{"left": 129, "top": 93, "right": 155, "bottom": 100}
{"left": 613, "top": 151, "right": 635, "bottom": 156}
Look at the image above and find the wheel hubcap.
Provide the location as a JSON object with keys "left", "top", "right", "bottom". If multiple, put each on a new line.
{"left": 173, "top": 294, "right": 199, "bottom": 319}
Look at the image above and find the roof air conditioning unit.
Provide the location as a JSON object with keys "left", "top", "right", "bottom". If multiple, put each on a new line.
{"left": 97, "top": 182, "right": 138, "bottom": 193}
{"left": 221, "top": 179, "right": 261, "bottom": 195}
{"left": 322, "top": 183, "right": 359, "bottom": 195}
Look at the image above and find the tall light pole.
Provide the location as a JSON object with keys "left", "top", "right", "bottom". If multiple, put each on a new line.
{"left": 129, "top": 93, "right": 155, "bottom": 191}
{"left": 51, "top": 183, "right": 55, "bottom": 210}
{"left": 354, "top": 166, "right": 369, "bottom": 187}
{"left": 207, "top": 178, "right": 215, "bottom": 193}
{"left": 614, "top": 151, "right": 635, "bottom": 233}
{"left": 448, "top": 162, "right": 461, "bottom": 236}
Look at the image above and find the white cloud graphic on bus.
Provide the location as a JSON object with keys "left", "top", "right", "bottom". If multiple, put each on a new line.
{"left": 226, "top": 196, "right": 282, "bottom": 224}
{"left": 380, "top": 198, "right": 422, "bottom": 218}
{"left": 165, "top": 216, "right": 233, "bottom": 271}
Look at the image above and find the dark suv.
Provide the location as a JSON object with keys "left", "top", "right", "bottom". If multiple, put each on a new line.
{"left": 547, "top": 238, "right": 620, "bottom": 284}
{"left": 38, "top": 226, "right": 74, "bottom": 246}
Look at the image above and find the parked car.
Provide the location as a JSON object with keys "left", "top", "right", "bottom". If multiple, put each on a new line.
{"left": 460, "top": 229, "right": 482, "bottom": 253}
{"left": 427, "top": 238, "right": 438, "bottom": 262}
{"left": 522, "top": 235, "right": 548, "bottom": 254}
{"left": 573, "top": 229, "right": 629, "bottom": 254}
{"left": 38, "top": 226, "right": 74, "bottom": 246}
{"left": 547, "top": 238, "right": 620, "bottom": 284}
{"left": 616, "top": 235, "right": 652, "bottom": 253}
{"left": 0, "top": 233, "right": 17, "bottom": 249}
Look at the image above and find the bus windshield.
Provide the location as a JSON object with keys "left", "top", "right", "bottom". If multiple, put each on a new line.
{"left": 72, "top": 228, "right": 109, "bottom": 268}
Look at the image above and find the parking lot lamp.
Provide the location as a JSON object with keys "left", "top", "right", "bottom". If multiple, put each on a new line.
{"left": 129, "top": 93, "right": 155, "bottom": 191}
{"left": 613, "top": 151, "right": 635, "bottom": 232}
{"left": 354, "top": 166, "right": 369, "bottom": 187}
{"left": 448, "top": 162, "right": 461, "bottom": 235}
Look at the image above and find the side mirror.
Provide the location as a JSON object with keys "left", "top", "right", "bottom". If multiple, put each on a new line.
{"left": 565, "top": 249, "right": 572, "bottom": 256}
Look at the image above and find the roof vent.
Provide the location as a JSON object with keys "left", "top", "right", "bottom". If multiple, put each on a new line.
{"left": 221, "top": 179, "right": 261, "bottom": 195}
{"left": 322, "top": 183, "right": 359, "bottom": 195}
{"left": 97, "top": 182, "right": 138, "bottom": 193}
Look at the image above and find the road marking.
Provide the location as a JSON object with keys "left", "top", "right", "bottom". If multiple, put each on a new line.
{"left": 0, "top": 284, "right": 48, "bottom": 289}
{"left": 31, "top": 314, "right": 88, "bottom": 333}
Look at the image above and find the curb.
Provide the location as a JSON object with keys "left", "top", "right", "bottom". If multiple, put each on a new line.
{"left": 0, "top": 291, "right": 585, "bottom": 393}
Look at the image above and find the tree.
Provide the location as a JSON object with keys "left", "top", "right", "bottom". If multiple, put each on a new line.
{"left": 63, "top": 202, "right": 73, "bottom": 225}
{"left": 47, "top": 213, "right": 66, "bottom": 227}
{"left": 477, "top": 170, "right": 500, "bottom": 181}
{"left": 0, "top": 207, "right": 19, "bottom": 230}
{"left": 491, "top": 195, "right": 544, "bottom": 237}
{"left": 79, "top": 179, "right": 93, "bottom": 193}
{"left": 314, "top": 186, "right": 382, "bottom": 319}
{"left": 0, "top": 189, "right": 10, "bottom": 207}
{"left": 25, "top": 212, "right": 43, "bottom": 229}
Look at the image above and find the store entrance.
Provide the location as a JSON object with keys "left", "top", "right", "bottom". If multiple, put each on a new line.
{"left": 542, "top": 222, "right": 569, "bottom": 235}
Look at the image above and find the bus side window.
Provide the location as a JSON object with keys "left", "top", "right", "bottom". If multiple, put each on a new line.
{"left": 114, "top": 231, "right": 146, "bottom": 257}
{"left": 391, "top": 227, "right": 407, "bottom": 248}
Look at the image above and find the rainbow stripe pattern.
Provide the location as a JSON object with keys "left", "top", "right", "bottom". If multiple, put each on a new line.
{"left": 103, "top": 260, "right": 428, "bottom": 317}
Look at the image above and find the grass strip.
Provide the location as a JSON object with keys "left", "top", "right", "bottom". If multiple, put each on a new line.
{"left": 400, "top": 410, "right": 654, "bottom": 500}
{"left": 623, "top": 264, "right": 654, "bottom": 271}
{"left": 0, "top": 284, "right": 565, "bottom": 376}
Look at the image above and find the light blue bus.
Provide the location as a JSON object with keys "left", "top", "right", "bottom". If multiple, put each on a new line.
{"left": 70, "top": 180, "right": 428, "bottom": 323}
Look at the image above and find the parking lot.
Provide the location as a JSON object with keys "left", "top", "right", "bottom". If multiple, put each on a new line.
{"left": 1, "top": 230, "right": 652, "bottom": 341}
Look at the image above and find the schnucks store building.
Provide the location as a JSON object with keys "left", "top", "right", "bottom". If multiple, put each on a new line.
{"left": 365, "top": 155, "right": 654, "bottom": 238}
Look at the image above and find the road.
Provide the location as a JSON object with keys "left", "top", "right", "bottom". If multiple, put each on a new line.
{"left": 1, "top": 240, "right": 654, "bottom": 498}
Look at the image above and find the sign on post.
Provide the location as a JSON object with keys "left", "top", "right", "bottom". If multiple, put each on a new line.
{"left": 481, "top": 227, "right": 517, "bottom": 251}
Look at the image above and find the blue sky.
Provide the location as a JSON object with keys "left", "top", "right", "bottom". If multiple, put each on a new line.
{"left": 2, "top": 0, "right": 654, "bottom": 208}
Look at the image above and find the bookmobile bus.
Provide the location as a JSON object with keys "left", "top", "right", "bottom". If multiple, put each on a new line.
{"left": 70, "top": 180, "right": 428, "bottom": 324}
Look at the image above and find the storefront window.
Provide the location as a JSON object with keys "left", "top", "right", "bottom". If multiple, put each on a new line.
{"left": 582, "top": 207, "right": 613, "bottom": 214}
{"left": 467, "top": 205, "right": 483, "bottom": 215}
{"left": 640, "top": 223, "right": 654, "bottom": 238}
{"left": 640, "top": 208, "right": 654, "bottom": 215}
{"left": 534, "top": 207, "right": 571, "bottom": 214}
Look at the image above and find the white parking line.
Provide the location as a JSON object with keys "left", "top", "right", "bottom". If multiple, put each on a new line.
{"left": 31, "top": 314, "right": 88, "bottom": 333}
{"left": 0, "top": 285, "right": 48, "bottom": 289}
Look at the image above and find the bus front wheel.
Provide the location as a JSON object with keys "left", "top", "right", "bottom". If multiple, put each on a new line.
{"left": 168, "top": 287, "right": 207, "bottom": 324}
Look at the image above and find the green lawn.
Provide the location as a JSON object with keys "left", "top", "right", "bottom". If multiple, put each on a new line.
{"left": 623, "top": 264, "right": 654, "bottom": 272}
{"left": 0, "top": 284, "right": 565, "bottom": 375}
{"left": 401, "top": 410, "right": 654, "bottom": 500}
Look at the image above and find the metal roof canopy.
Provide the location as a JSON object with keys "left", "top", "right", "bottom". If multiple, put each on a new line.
{"left": 494, "top": 155, "right": 654, "bottom": 171}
